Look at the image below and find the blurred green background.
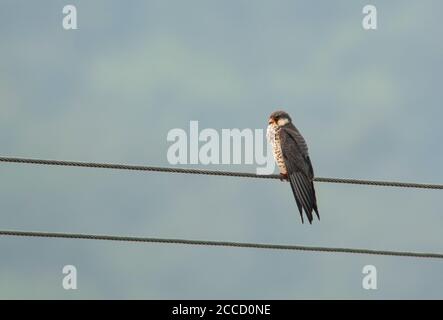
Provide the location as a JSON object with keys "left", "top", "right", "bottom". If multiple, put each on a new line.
{"left": 0, "top": 0, "right": 442, "bottom": 299}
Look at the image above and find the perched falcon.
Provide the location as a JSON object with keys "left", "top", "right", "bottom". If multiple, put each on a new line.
{"left": 267, "top": 110, "right": 319, "bottom": 224}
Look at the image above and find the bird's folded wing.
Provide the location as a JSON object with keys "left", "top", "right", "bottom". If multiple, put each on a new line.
{"left": 279, "top": 125, "right": 319, "bottom": 223}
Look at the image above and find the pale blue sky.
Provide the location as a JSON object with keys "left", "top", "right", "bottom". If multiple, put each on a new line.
{"left": 0, "top": 0, "right": 442, "bottom": 299}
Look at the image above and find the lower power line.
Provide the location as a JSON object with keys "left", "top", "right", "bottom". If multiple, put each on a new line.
{"left": 0, "top": 229, "right": 442, "bottom": 259}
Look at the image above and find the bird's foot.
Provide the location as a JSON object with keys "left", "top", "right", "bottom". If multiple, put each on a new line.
{"left": 279, "top": 173, "right": 289, "bottom": 181}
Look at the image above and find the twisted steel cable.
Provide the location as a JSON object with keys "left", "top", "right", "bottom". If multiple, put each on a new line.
{"left": 0, "top": 230, "right": 442, "bottom": 259}
{"left": 1, "top": 156, "right": 442, "bottom": 259}
{"left": 1, "top": 156, "right": 442, "bottom": 189}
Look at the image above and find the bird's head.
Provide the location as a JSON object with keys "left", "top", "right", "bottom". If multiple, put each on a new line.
{"left": 268, "top": 110, "right": 292, "bottom": 127}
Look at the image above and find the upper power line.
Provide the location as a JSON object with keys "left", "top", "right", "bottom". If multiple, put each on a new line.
{"left": 1, "top": 156, "right": 442, "bottom": 190}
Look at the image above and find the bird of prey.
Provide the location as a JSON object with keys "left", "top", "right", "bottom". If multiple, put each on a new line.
{"left": 267, "top": 110, "right": 319, "bottom": 224}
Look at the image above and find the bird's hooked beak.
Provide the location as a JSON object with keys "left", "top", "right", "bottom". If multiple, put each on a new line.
{"left": 268, "top": 117, "right": 275, "bottom": 125}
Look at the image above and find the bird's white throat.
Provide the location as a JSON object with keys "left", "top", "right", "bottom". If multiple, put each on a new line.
{"left": 277, "top": 118, "right": 290, "bottom": 126}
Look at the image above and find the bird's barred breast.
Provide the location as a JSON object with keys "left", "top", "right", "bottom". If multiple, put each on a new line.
{"left": 267, "top": 124, "right": 287, "bottom": 175}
